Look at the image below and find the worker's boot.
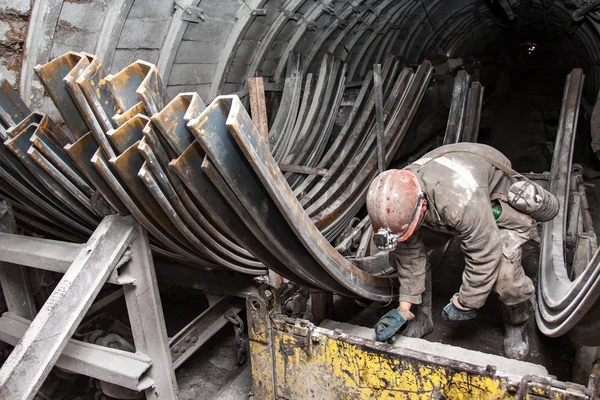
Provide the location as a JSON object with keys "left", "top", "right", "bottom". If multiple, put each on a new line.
{"left": 403, "top": 266, "right": 434, "bottom": 338}
{"left": 502, "top": 301, "right": 530, "bottom": 360}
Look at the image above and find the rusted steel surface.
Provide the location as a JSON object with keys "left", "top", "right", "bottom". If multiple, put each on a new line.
{"left": 292, "top": 71, "right": 373, "bottom": 200}
{"left": 30, "top": 131, "right": 93, "bottom": 196}
{"left": 106, "top": 61, "right": 169, "bottom": 118}
{"left": 33, "top": 52, "right": 88, "bottom": 140}
{"left": 106, "top": 114, "right": 147, "bottom": 154}
{"left": 219, "top": 96, "right": 396, "bottom": 300}
{"left": 64, "top": 132, "right": 129, "bottom": 215}
{"left": 0, "top": 75, "right": 30, "bottom": 140}
{"left": 6, "top": 122, "right": 98, "bottom": 227}
{"left": 75, "top": 54, "right": 119, "bottom": 132}
{"left": 0, "top": 51, "right": 441, "bottom": 302}
{"left": 170, "top": 142, "right": 291, "bottom": 279}
{"left": 151, "top": 93, "right": 205, "bottom": 157}
{"left": 189, "top": 98, "right": 349, "bottom": 293}
{"left": 278, "top": 164, "right": 327, "bottom": 176}
{"left": 286, "top": 58, "right": 346, "bottom": 188}
{"left": 248, "top": 77, "right": 270, "bottom": 148}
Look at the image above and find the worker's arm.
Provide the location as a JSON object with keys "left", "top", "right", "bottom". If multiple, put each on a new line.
{"left": 389, "top": 228, "right": 428, "bottom": 306}
{"left": 450, "top": 189, "right": 503, "bottom": 310}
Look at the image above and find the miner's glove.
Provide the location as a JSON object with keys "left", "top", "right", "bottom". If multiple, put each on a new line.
{"left": 442, "top": 294, "right": 477, "bottom": 321}
{"left": 374, "top": 308, "right": 414, "bottom": 342}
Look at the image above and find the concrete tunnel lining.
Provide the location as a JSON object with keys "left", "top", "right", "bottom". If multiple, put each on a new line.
{"left": 4, "top": 0, "right": 600, "bottom": 113}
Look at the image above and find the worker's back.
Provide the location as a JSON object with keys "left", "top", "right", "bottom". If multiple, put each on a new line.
{"left": 404, "top": 143, "right": 512, "bottom": 234}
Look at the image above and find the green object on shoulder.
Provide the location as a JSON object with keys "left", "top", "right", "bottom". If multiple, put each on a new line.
{"left": 492, "top": 201, "right": 502, "bottom": 221}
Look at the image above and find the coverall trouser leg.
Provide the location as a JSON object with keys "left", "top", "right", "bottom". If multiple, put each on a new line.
{"left": 493, "top": 202, "right": 535, "bottom": 308}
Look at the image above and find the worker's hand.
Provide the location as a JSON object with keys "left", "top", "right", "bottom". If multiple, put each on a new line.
{"left": 442, "top": 294, "right": 477, "bottom": 321}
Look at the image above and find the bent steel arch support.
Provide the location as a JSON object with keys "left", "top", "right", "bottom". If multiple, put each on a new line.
{"left": 156, "top": 0, "right": 198, "bottom": 81}
{"left": 19, "top": 0, "right": 63, "bottom": 109}
{"left": 273, "top": 0, "right": 333, "bottom": 82}
{"left": 347, "top": 1, "right": 405, "bottom": 82}
{"left": 209, "top": 0, "right": 267, "bottom": 99}
{"left": 535, "top": 68, "right": 600, "bottom": 343}
{"left": 245, "top": 0, "right": 306, "bottom": 81}
{"left": 217, "top": 95, "right": 396, "bottom": 301}
{"left": 94, "top": 0, "right": 135, "bottom": 71}
{"left": 303, "top": 0, "right": 372, "bottom": 76}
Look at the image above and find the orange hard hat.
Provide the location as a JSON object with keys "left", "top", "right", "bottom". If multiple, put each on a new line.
{"left": 366, "top": 169, "right": 425, "bottom": 242}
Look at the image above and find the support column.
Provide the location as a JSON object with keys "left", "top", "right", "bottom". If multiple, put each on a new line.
{"left": 120, "top": 221, "right": 179, "bottom": 400}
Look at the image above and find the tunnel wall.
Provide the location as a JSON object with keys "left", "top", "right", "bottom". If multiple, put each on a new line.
{"left": 2, "top": 0, "right": 600, "bottom": 111}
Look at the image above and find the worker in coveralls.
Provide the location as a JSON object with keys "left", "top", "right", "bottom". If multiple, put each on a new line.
{"left": 366, "top": 143, "right": 540, "bottom": 360}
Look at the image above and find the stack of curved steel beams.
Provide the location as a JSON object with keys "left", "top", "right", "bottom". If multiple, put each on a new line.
{"left": 273, "top": 55, "right": 434, "bottom": 243}
{"left": 0, "top": 50, "right": 434, "bottom": 301}
{"left": 3, "top": 51, "right": 600, "bottom": 341}
{"left": 536, "top": 68, "right": 600, "bottom": 345}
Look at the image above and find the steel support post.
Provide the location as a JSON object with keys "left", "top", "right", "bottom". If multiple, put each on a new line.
{"left": 0, "top": 215, "right": 135, "bottom": 400}
{"left": 170, "top": 295, "right": 245, "bottom": 370}
{"left": 373, "top": 63, "right": 385, "bottom": 174}
{"left": 119, "top": 221, "right": 179, "bottom": 400}
{"left": 0, "top": 312, "right": 154, "bottom": 392}
{"left": 0, "top": 201, "right": 37, "bottom": 320}
{"left": 248, "top": 76, "right": 270, "bottom": 148}
{"left": 248, "top": 76, "right": 283, "bottom": 289}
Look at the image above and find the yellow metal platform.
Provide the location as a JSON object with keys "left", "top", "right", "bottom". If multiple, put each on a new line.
{"left": 247, "top": 289, "right": 599, "bottom": 399}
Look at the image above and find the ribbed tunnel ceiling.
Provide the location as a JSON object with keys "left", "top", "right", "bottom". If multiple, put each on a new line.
{"left": 2, "top": 0, "right": 600, "bottom": 112}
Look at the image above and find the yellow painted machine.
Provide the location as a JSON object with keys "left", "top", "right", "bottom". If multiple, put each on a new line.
{"left": 247, "top": 288, "right": 600, "bottom": 399}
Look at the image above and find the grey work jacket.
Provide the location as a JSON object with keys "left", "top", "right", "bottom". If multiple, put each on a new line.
{"left": 392, "top": 143, "right": 512, "bottom": 309}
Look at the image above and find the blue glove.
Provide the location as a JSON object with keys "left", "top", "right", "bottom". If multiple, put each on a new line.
{"left": 374, "top": 309, "right": 408, "bottom": 342}
{"left": 442, "top": 295, "right": 477, "bottom": 321}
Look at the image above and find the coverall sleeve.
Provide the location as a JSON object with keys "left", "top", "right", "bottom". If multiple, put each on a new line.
{"left": 450, "top": 189, "right": 503, "bottom": 309}
{"left": 389, "top": 229, "right": 428, "bottom": 305}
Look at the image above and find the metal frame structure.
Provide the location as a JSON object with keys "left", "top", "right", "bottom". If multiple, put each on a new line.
{"left": 0, "top": 201, "right": 247, "bottom": 399}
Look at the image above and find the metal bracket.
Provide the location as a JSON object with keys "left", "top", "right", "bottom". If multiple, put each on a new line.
{"left": 251, "top": 8, "right": 267, "bottom": 16}
{"left": 349, "top": 0, "right": 361, "bottom": 13}
{"left": 517, "top": 376, "right": 590, "bottom": 399}
{"left": 317, "top": 0, "right": 335, "bottom": 14}
{"left": 180, "top": 5, "right": 205, "bottom": 23}
{"left": 273, "top": 314, "right": 314, "bottom": 355}
{"left": 305, "top": 20, "right": 317, "bottom": 32}
{"left": 282, "top": 9, "right": 301, "bottom": 21}
{"left": 367, "top": 5, "right": 380, "bottom": 17}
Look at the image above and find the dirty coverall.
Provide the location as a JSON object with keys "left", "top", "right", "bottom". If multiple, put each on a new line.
{"left": 390, "top": 143, "right": 535, "bottom": 310}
